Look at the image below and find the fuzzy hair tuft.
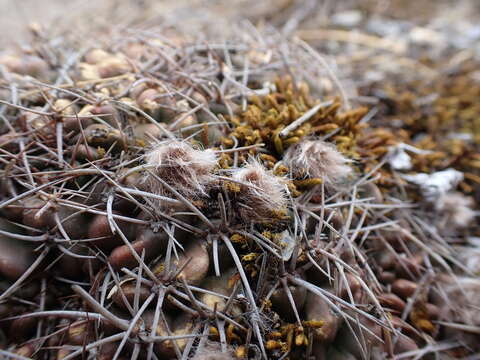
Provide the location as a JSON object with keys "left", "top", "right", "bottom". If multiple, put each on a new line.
{"left": 435, "top": 192, "right": 475, "bottom": 229}
{"left": 283, "top": 139, "right": 352, "bottom": 185}
{"left": 440, "top": 276, "right": 480, "bottom": 327}
{"left": 144, "top": 140, "right": 217, "bottom": 197}
{"left": 191, "top": 341, "right": 235, "bottom": 360}
{"left": 230, "top": 160, "right": 287, "bottom": 222}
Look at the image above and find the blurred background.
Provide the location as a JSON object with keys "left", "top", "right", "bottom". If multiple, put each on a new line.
{"left": 1, "top": 0, "right": 479, "bottom": 48}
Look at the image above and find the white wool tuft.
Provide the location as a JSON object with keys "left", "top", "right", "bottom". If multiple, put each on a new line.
{"left": 435, "top": 192, "right": 475, "bottom": 229}
{"left": 458, "top": 247, "right": 480, "bottom": 275}
{"left": 441, "top": 276, "right": 480, "bottom": 326}
{"left": 144, "top": 140, "right": 217, "bottom": 197}
{"left": 402, "top": 168, "right": 463, "bottom": 202}
{"left": 283, "top": 139, "right": 352, "bottom": 185}
{"left": 192, "top": 341, "right": 235, "bottom": 360}
{"left": 231, "top": 160, "right": 287, "bottom": 222}
{"left": 192, "top": 352, "right": 235, "bottom": 360}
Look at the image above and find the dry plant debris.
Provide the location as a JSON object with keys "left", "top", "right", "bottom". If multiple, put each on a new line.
{"left": 0, "top": 3, "right": 479, "bottom": 360}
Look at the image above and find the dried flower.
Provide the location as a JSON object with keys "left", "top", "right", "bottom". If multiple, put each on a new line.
{"left": 282, "top": 139, "right": 352, "bottom": 185}
{"left": 144, "top": 140, "right": 217, "bottom": 197}
{"left": 231, "top": 159, "right": 287, "bottom": 222}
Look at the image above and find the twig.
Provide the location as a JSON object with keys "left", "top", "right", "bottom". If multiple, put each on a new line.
{"left": 279, "top": 100, "right": 333, "bottom": 137}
